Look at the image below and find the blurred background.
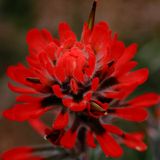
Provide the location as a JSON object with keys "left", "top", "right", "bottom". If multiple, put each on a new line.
{"left": 0, "top": 0, "right": 160, "bottom": 159}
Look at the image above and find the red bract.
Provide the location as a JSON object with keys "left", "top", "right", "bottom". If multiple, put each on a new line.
{"left": 3, "top": 1, "right": 159, "bottom": 159}
{"left": 0, "top": 147, "right": 43, "bottom": 160}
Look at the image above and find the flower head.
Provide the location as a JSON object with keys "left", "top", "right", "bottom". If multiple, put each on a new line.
{"left": 3, "top": 0, "right": 159, "bottom": 158}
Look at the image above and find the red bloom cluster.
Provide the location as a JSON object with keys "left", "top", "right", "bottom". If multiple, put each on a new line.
{"left": 2, "top": 3, "right": 159, "bottom": 158}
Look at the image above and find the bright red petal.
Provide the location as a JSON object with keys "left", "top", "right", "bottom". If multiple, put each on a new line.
{"left": 52, "top": 112, "right": 69, "bottom": 129}
{"left": 123, "top": 133, "right": 147, "bottom": 152}
{"left": 60, "top": 129, "right": 77, "bottom": 149}
{"left": 96, "top": 132, "right": 123, "bottom": 158}
{"left": 3, "top": 103, "right": 50, "bottom": 122}
{"left": 62, "top": 98, "right": 87, "bottom": 111}
{"left": 58, "top": 23, "right": 76, "bottom": 43}
{"left": 81, "top": 23, "right": 91, "bottom": 44}
{"left": 70, "top": 79, "right": 78, "bottom": 94}
{"left": 108, "top": 107, "right": 148, "bottom": 122}
{"left": 115, "top": 43, "right": 137, "bottom": 69}
{"left": 90, "top": 22, "right": 109, "bottom": 53}
{"left": 52, "top": 84, "right": 64, "bottom": 98}
{"left": 1, "top": 146, "right": 43, "bottom": 160}
{"left": 29, "top": 118, "right": 50, "bottom": 137}
{"left": 128, "top": 93, "right": 159, "bottom": 108}
{"left": 115, "top": 61, "right": 137, "bottom": 77}
{"left": 103, "top": 124, "right": 123, "bottom": 136}
{"left": 91, "top": 77, "right": 99, "bottom": 91}
{"left": 26, "top": 29, "right": 53, "bottom": 54}
{"left": 118, "top": 68, "right": 149, "bottom": 85}
{"left": 8, "top": 83, "right": 37, "bottom": 94}
{"left": 86, "top": 130, "right": 96, "bottom": 148}
{"left": 16, "top": 95, "right": 42, "bottom": 103}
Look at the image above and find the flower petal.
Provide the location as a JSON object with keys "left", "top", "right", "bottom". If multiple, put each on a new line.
{"left": 26, "top": 29, "right": 53, "bottom": 54}
{"left": 8, "top": 83, "right": 37, "bottom": 94}
{"left": 52, "top": 84, "right": 64, "bottom": 98}
{"left": 90, "top": 22, "right": 109, "bottom": 53}
{"left": 96, "top": 132, "right": 123, "bottom": 158}
{"left": 118, "top": 68, "right": 149, "bottom": 85}
{"left": 108, "top": 107, "right": 148, "bottom": 122}
{"left": 115, "top": 43, "right": 137, "bottom": 69}
{"left": 58, "top": 23, "right": 76, "bottom": 43}
{"left": 60, "top": 129, "right": 77, "bottom": 149}
{"left": 91, "top": 77, "right": 99, "bottom": 91}
{"left": 3, "top": 103, "right": 50, "bottom": 122}
{"left": 1, "top": 146, "right": 43, "bottom": 160}
{"left": 128, "top": 93, "right": 159, "bottom": 108}
{"left": 52, "top": 112, "right": 69, "bottom": 129}
{"left": 103, "top": 124, "right": 123, "bottom": 136}
{"left": 62, "top": 98, "right": 86, "bottom": 111}
{"left": 123, "top": 133, "right": 147, "bottom": 152}
{"left": 70, "top": 79, "right": 78, "bottom": 94}
{"left": 86, "top": 130, "right": 96, "bottom": 148}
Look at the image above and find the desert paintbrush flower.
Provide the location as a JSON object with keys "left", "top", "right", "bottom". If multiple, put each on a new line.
{"left": 2, "top": 0, "right": 159, "bottom": 159}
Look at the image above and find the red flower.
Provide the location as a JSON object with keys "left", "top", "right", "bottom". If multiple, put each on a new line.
{"left": 3, "top": 1, "right": 159, "bottom": 158}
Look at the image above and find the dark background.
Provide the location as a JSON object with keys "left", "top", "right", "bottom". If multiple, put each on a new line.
{"left": 0, "top": 0, "right": 160, "bottom": 159}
